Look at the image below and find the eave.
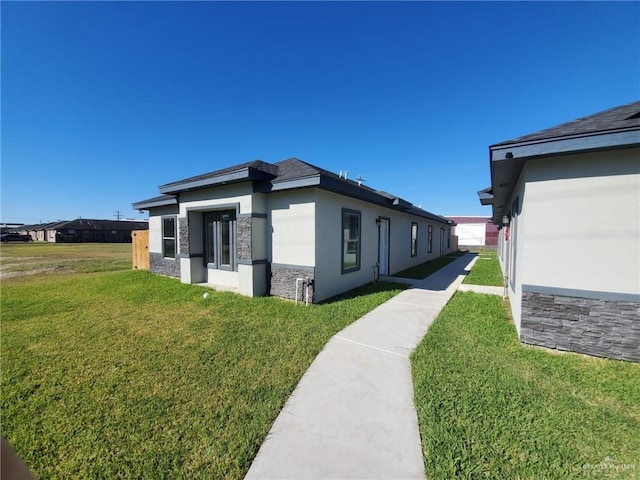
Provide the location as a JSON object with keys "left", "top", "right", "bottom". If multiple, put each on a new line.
{"left": 159, "top": 166, "right": 277, "bottom": 195}
{"left": 477, "top": 187, "right": 494, "bottom": 206}
{"left": 490, "top": 127, "right": 640, "bottom": 163}
{"left": 485, "top": 127, "right": 640, "bottom": 224}
{"left": 132, "top": 195, "right": 178, "bottom": 210}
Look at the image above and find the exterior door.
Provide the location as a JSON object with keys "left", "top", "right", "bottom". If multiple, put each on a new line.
{"left": 378, "top": 218, "right": 390, "bottom": 276}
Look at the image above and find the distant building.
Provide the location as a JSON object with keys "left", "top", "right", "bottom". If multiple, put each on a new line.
{"left": 446, "top": 216, "right": 498, "bottom": 247}
{"left": 19, "top": 219, "right": 148, "bottom": 243}
{"left": 0, "top": 223, "right": 25, "bottom": 234}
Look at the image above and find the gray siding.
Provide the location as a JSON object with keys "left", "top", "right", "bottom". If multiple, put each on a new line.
{"left": 270, "top": 263, "right": 315, "bottom": 302}
{"left": 237, "top": 216, "right": 252, "bottom": 262}
{"left": 179, "top": 217, "right": 189, "bottom": 256}
{"left": 150, "top": 253, "right": 181, "bottom": 278}
{"left": 521, "top": 291, "right": 640, "bottom": 362}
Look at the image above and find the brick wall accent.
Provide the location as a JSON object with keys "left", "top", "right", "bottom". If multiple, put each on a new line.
{"left": 150, "top": 253, "right": 181, "bottom": 278}
{"left": 521, "top": 291, "right": 640, "bottom": 362}
{"left": 237, "top": 216, "right": 252, "bottom": 262}
{"left": 178, "top": 217, "right": 189, "bottom": 256}
{"left": 269, "top": 264, "right": 315, "bottom": 302}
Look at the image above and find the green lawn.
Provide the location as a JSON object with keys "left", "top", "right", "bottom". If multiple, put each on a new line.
{"left": 394, "top": 251, "right": 467, "bottom": 279}
{"left": 463, "top": 250, "right": 504, "bottom": 286}
{"left": 1, "top": 244, "right": 406, "bottom": 479}
{"left": 0, "top": 242, "right": 132, "bottom": 278}
{"left": 411, "top": 292, "right": 640, "bottom": 479}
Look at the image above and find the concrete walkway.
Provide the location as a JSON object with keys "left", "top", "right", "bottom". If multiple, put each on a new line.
{"left": 245, "top": 254, "right": 477, "bottom": 480}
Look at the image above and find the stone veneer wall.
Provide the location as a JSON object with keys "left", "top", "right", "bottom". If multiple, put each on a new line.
{"left": 150, "top": 253, "right": 181, "bottom": 279}
{"left": 270, "top": 264, "right": 315, "bottom": 302}
{"left": 236, "top": 216, "right": 252, "bottom": 262}
{"left": 521, "top": 291, "right": 640, "bottom": 362}
{"left": 178, "top": 218, "right": 189, "bottom": 256}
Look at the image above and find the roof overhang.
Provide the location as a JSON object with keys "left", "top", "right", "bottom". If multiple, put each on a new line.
{"left": 482, "top": 127, "right": 640, "bottom": 224}
{"left": 255, "top": 175, "right": 322, "bottom": 192}
{"left": 159, "top": 166, "right": 277, "bottom": 195}
{"left": 490, "top": 127, "right": 640, "bottom": 163}
{"left": 132, "top": 195, "right": 178, "bottom": 210}
{"left": 477, "top": 187, "right": 493, "bottom": 206}
{"left": 255, "top": 173, "right": 450, "bottom": 224}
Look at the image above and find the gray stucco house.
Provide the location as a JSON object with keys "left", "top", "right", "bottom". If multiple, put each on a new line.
{"left": 133, "top": 158, "right": 456, "bottom": 303}
{"left": 479, "top": 101, "right": 640, "bottom": 362}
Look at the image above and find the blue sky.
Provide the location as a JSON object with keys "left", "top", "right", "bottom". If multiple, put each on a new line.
{"left": 2, "top": 1, "right": 638, "bottom": 224}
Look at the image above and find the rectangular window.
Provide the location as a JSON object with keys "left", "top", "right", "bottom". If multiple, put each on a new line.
{"left": 447, "top": 228, "right": 451, "bottom": 248}
{"left": 205, "top": 215, "right": 216, "bottom": 265}
{"left": 342, "top": 209, "right": 361, "bottom": 273}
{"left": 162, "top": 216, "right": 176, "bottom": 259}
{"left": 220, "top": 212, "right": 232, "bottom": 267}
{"left": 510, "top": 197, "right": 520, "bottom": 290}
{"left": 427, "top": 225, "right": 433, "bottom": 254}
{"left": 411, "top": 222, "right": 418, "bottom": 257}
{"left": 204, "top": 210, "right": 235, "bottom": 270}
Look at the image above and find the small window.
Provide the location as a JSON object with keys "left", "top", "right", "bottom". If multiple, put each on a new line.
{"left": 342, "top": 209, "right": 361, "bottom": 273}
{"left": 162, "top": 216, "right": 176, "bottom": 259}
{"left": 427, "top": 225, "right": 433, "bottom": 254}
{"left": 447, "top": 228, "right": 451, "bottom": 248}
{"left": 411, "top": 222, "right": 418, "bottom": 257}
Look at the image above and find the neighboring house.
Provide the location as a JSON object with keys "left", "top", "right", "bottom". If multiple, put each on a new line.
{"left": 1, "top": 223, "right": 25, "bottom": 234}
{"left": 133, "top": 157, "right": 456, "bottom": 303}
{"left": 446, "top": 216, "right": 498, "bottom": 248}
{"left": 478, "top": 101, "right": 640, "bottom": 362}
{"left": 19, "top": 219, "right": 149, "bottom": 243}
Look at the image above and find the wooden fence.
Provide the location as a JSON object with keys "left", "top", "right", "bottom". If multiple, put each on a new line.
{"left": 132, "top": 230, "right": 149, "bottom": 270}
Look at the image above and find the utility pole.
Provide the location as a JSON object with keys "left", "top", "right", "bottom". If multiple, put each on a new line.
{"left": 113, "top": 211, "right": 123, "bottom": 221}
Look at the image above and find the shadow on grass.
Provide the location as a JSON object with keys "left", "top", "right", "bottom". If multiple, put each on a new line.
{"left": 394, "top": 252, "right": 476, "bottom": 280}
{"left": 318, "top": 280, "right": 409, "bottom": 305}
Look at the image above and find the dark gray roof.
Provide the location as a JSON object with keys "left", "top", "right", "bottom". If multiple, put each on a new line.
{"left": 132, "top": 194, "right": 177, "bottom": 210}
{"left": 270, "top": 158, "right": 451, "bottom": 223}
{"left": 480, "top": 100, "right": 640, "bottom": 225}
{"left": 493, "top": 100, "right": 640, "bottom": 146}
{"left": 20, "top": 221, "right": 64, "bottom": 230}
{"left": 134, "top": 157, "right": 452, "bottom": 224}
{"left": 159, "top": 160, "right": 278, "bottom": 194}
{"left": 271, "top": 158, "right": 323, "bottom": 182}
{"left": 21, "top": 219, "right": 148, "bottom": 231}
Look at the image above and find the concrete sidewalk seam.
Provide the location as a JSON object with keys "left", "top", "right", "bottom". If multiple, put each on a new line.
{"left": 334, "top": 336, "right": 409, "bottom": 358}
{"left": 389, "top": 300, "right": 443, "bottom": 309}
{"left": 245, "top": 254, "right": 478, "bottom": 480}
